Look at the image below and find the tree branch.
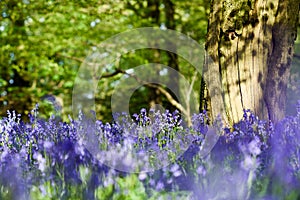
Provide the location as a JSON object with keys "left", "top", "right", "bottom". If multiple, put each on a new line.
{"left": 100, "top": 69, "right": 125, "bottom": 78}
{"left": 56, "top": 53, "right": 85, "bottom": 63}
{"left": 99, "top": 68, "right": 190, "bottom": 124}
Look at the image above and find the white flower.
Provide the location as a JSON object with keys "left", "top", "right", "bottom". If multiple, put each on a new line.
{"left": 138, "top": 173, "right": 147, "bottom": 181}
{"left": 34, "top": 153, "right": 46, "bottom": 172}
{"left": 248, "top": 139, "right": 261, "bottom": 156}
{"left": 241, "top": 154, "right": 259, "bottom": 171}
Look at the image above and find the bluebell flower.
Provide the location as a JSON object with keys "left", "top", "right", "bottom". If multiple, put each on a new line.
{"left": 271, "top": 108, "right": 300, "bottom": 189}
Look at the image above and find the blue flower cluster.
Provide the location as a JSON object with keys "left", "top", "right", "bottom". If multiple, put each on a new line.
{"left": 0, "top": 102, "right": 300, "bottom": 199}
{"left": 271, "top": 100, "right": 300, "bottom": 189}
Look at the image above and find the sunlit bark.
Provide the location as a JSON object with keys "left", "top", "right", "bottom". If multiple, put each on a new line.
{"left": 205, "top": 0, "right": 299, "bottom": 125}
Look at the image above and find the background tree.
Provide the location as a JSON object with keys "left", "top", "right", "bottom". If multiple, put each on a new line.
{"left": 0, "top": 0, "right": 210, "bottom": 123}
{"left": 205, "top": 0, "right": 299, "bottom": 125}
{"left": 0, "top": 0, "right": 127, "bottom": 121}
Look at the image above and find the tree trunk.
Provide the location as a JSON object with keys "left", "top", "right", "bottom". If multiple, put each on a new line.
{"left": 205, "top": 0, "right": 299, "bottom": 125}
{"left": 164, "top": 0, "right": 180, "bottom": 110}
{"left": 144, "top": 0, "right": 163, "bottom": 109}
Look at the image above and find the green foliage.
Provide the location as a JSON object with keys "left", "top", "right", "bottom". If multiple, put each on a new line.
{"left": 95, "top": 184, "right": 115, "bottom": 200}
{"left": 0, "top": 185, "right": 13, "bottom": 200}
{"left": 0, "top": 0, "right": 299, "bottom": 123}
{"left": 148, "top": 190, "right": 192, "bottom": 199}
{"left": 29, "top": 171, "right": 192, "bottom": 200}
{"left": 0, "top": 0, "right": 209, "bottom": 122}
{"left": 97, "top": 174, "right": 148, "bottom": 200}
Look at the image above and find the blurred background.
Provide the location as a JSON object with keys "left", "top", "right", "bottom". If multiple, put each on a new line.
{"left": 0, "top": 0, "right": 299, "bottom": 122}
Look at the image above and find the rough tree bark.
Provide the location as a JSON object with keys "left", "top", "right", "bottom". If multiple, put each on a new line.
{"left": 205, "top": 0, "right": 299, "bottom": 125}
